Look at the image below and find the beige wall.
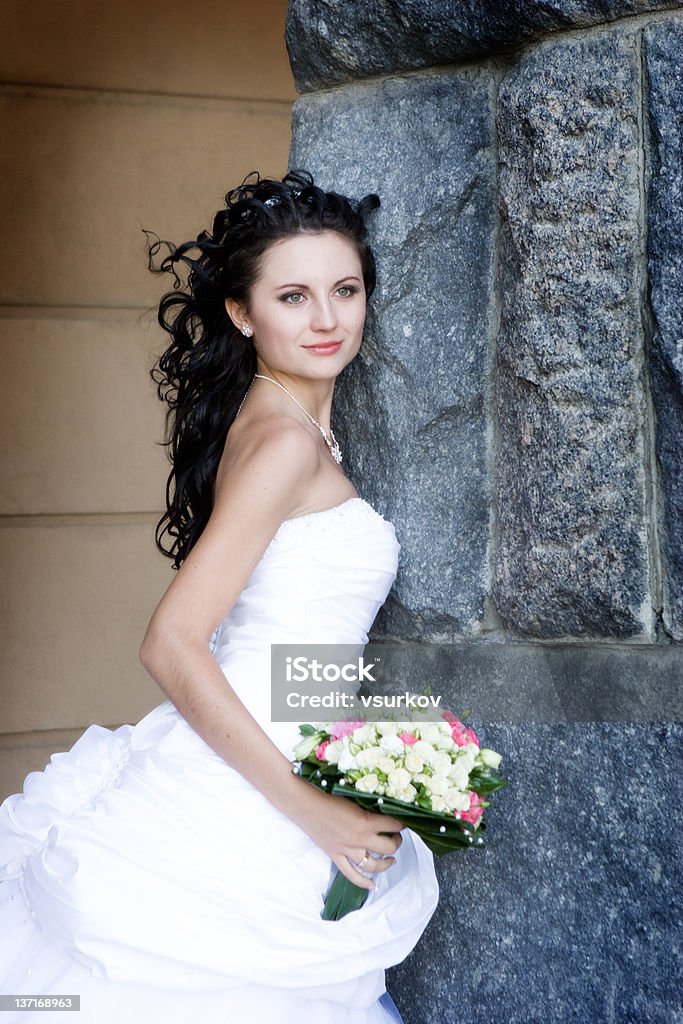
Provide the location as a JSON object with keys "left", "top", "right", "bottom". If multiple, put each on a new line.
{"left": 0, "top": 0, "right": 296, "bottom": 799}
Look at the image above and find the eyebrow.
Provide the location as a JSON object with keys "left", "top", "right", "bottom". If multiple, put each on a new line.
{"left": 274, "top": 275, "right": 362, "bottom": 291}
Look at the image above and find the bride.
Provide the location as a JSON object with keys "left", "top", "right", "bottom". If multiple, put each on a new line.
{"left": 0, "top": 170, "right": 439, "bottom": 1022}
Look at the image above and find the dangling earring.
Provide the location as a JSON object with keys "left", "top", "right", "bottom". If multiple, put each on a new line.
{"left": 241, "top": 324, "right": 253, "bottom": 338}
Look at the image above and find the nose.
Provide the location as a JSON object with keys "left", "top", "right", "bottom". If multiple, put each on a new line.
{"left": 310, "top": 296, "right": 338, "bottom": 332}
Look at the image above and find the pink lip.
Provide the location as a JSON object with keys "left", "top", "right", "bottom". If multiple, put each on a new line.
{"left": 304, "top": 341, "right": 343, "bottom": 353}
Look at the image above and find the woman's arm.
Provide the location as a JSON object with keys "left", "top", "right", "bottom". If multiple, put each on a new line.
{"left": 139, "top": 418, "right": 403, "bottom": 889}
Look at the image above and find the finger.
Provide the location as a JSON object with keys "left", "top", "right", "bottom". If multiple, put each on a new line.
{"left": 368, "top": 847, "right": 399, "bottom": 863}
{"left": 338, "top": 856, "right": 376, "bottom": 891}
{"left": 365, "top": 832, "right": 403, "bottom": 856}
{"left": 369, "top": 855, "right": 397, "bottom": 874}
{"left": 372, "top": 813, "right": 406, "bottom": 832}
{"left": 352, "top": 851, "right": 397, "bottom": 876}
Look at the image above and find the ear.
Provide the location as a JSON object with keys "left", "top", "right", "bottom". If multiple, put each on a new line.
{"left": 224, "top": 298, "right": 247, "bottom": 332}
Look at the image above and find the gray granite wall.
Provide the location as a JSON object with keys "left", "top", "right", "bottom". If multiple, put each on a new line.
{"left": 286, "top": 4, "right": 682, "bottom": 1022}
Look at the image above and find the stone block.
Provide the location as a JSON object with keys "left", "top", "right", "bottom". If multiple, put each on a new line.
{"left": 286, "top": 0, "right": 676, "bottom": 92}
{"left": 290, "top": 70, "right": 497, "bottom": 637}
{"left": 493, "top": 29, "right": 653, "bottom": 639}
{"left": 644, "top": 18, "right": 683, "bottom": 640}
{"left": 362, "top": 640, "right": 682, "bottom": 723}
{"left": 389, "top": 722, "right": 682, "bottom": 1024}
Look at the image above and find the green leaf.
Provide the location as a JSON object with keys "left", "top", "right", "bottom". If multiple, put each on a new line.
{"left": 469, "top": 770, "right": 508, "bottom": 795}
{"left": 321, "top": 870, "right": 369, "bottom": 921}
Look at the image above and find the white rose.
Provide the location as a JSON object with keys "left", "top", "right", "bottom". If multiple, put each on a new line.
{"left": 455, "top": 747, "right": 477, "bottom": 773}
{"left": 404, "top": 750, "right": 425, "bottom": 773}
{"left": 356, "top": 747, "right": 383, "bottom": 770}
{"left": 431, "top": 751, "right": 453, "bottom": 775}
{"left": 398, "top": 783, "right": 417, "bottom": 803}
{"left": 355, "top": 773, "right": 380, "bottom": 794}
{"left": 412, "top": 772, "right": 431, "bottom": 786}
{"left": 387, "top": 767, "right": 411, "bottom": 790}
{"left": 431, "top": 795, "right": 447, "bottom": 812}
{"left": 338, "top": 746, "right": 359, "bottom": 771}
{"left": 377, "top": 722, "right": 401, "bottom": 736}
{"left": 353, "top": 724, "right": 378, "bottom": 746}
{"left": 419, "top": 724, "right": 442, "bottom": 744}
{"left": 413, "top": 741, "right": 436, "bottom": 762}
{"left": 323, "top": 740, "right": 344, "bottom": 763}
{"left": 379, "top": 734, "right": 405, "bottom": 757}
{"left": 448, "top": 764, "right": 470, "bottom": 790}
{"left": 476, "top": 747, "right": 502, "bottom": 770}
{"left": 446, "top": 787, "right": 471, "bottom": 811}
{"left": 426, "top": 775, "right": 449, "bottom": 796}
{"left": 387, "top": 783, "right": 417, "bottom": 804}
{"left": 378, "top": 755, "right": 397, "bottom": 774}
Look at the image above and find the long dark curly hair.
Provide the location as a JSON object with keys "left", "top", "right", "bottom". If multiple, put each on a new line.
{"left": 147, "top": 168, "right": 381, "bottom": 570}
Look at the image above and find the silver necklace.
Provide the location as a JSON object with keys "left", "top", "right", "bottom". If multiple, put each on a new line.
{"left": 235, "top": 374, "right": 343, "bottom": 464}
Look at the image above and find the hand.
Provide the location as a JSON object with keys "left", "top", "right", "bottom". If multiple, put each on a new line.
{"left": 289, "top": 782, "right": 405, "bottom": 891}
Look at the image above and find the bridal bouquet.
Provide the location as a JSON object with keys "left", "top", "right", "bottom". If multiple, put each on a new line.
{"left": 292, "top": 706, "right": 507, "bottom": 920}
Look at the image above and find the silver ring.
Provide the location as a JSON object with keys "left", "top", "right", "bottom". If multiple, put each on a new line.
{"left": 357, "top": 852, "right": 370, "bottom": 869}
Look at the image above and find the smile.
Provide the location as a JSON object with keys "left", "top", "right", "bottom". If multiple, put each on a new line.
{"left": 303, "top": 341, "right": 343, "bottom": 354}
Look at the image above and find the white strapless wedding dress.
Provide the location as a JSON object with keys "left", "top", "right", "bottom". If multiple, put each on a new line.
{"left": 0, "top": 497, "right": 439, "bottom": 1023}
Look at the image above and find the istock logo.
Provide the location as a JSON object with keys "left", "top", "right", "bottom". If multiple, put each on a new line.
{"left": 285, "top": 655, "right": 379, "bottom": 683}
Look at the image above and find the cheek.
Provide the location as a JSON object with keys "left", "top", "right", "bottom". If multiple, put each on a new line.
{"left": 352, "top": 305, "right": 367, "bottom": 331}
{"left": 254, "top": 306, "right": 297, "bottom": 337}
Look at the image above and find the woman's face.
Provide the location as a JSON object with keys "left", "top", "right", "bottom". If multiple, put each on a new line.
{"left": 228, "top": 230, "right": 367, "bottom": 379}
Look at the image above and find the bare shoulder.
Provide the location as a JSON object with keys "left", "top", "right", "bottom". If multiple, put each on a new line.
{"left": 228, "top": 413, "right": 319, "bottom": 461}
{"left": 215, "top": 414, "right": 319, "bottom": 506}
{"left": 144, "top": 415, "right": 320, "bottom": 643}
{"left": 209, "top": 415, "right": 321, "bottom": 541}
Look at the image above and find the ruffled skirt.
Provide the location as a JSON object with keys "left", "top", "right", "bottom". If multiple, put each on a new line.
{"left": 0, "top": 685, "right": 439, "bottom": 1023}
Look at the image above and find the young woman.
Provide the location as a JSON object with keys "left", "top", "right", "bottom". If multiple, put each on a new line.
{"left": 0, "top": 170, "right": 439, "bottom": 1022}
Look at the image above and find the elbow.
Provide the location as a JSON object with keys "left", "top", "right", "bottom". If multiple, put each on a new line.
{"left": 139, "top": 622, "right": 167, "bottom": 677}
{"left": 139, "top": 619, "right": 208, "bottom": 681}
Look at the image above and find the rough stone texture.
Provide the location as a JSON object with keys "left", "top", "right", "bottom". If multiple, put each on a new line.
{"left": 285, "top": 0, "right": 679, "bottom": 93}
{"left": 290, "top": 71, "right": 497, "bottom": 639}
{"left": 644, "top": 19, "right": 683, "bottom": 641}
{"left": 286, "top": 11, "right": 683, "bottom": 1024}
{"left": 492, "top": 30, "right": 654, "bottom": 639}
{"left": 362, "top": 641, "right": 683, "bottom": 722}
{"left": 388, "top": 723, "right": 683, "bottom": 1024}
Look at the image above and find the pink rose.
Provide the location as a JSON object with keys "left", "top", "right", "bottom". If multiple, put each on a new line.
{"left": 399, "top": 731, "right": 418, "bottom": 745}
{"left": 459, "top": 791, "right": 485, "bottom": 827}
{"left": 451, "top": 723, "right": 480, "bottom": 747}
{"left": 329, "top": 721, "right": 364, "bottom": 740}
{"left": 315, "top": 741, "right": 330, "bottom": 761}
{"left": 462, "top": 727, "right": 480, "bottom": 747}
{"left": 441, "top": 710, "right": 459, "bottom": 725}
{"left": 451, "top": 725, "right": 467, "bottom": 745}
